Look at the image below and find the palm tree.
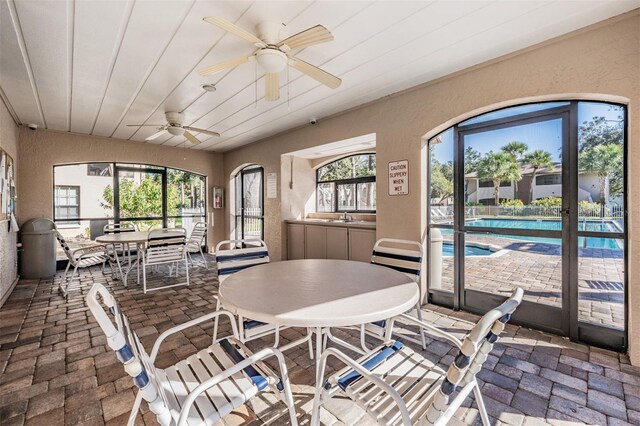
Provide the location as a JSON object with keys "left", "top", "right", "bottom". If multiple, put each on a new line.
{"left": 579, "top": 144, "right": 623, "bottom": 205}
{"left": 502, "top": 141, "right": 528, "bottom": 197}
{"left": 524, "top": 150, "right": 554, "bottom": 202}
{"left": 477, "top": 152, "right": 521, "bottom": 205}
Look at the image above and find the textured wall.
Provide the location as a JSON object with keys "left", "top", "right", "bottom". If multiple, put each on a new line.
{"left": 17, "top": 130, "right": 226, "bottom": 251}
{"left": 223, "top": 12, "right": 640, "bottom": 362}
{"left": 0, "top": 98, "right": 19, "bottom": 306}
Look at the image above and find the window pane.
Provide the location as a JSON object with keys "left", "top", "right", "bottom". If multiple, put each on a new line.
{"left": 459, "top": 102, "right": 569, "bottom": 126}
{"left": 357, "top": 182, "right": 376, "bottom": 210}
{"left": 167, "top": 169, "right": 206, "bottom": 217}
{"left": 316, "top": 182, "right": 334, "bottom": 212}
{"left": 429, "top": 229, "right": 454, "bottom": 294}
{"left": 465, "top": 231, "right": 562, "bottom": 307}
{"left": 464, "top": 118, "right": 563, "bottom": 225}
{"left": 578, "top": 238, "right": 624, "bottom": 329}
{"left": 87, "top": 163, "right": 112, "bottom": 177}
{"left": 429, "top": 129, "right": 454, "bottom": 224}
{"left": 337, "top": 184, "right": 356, "bottom": 210}
{"left": 118, "top": 171, "right": 163, "bottom": 218}
{"left": 317, "top": 154, "right": 375, "bottom": 182}
{"left": 577, "top": 102, "right": 624, "bottom": 231}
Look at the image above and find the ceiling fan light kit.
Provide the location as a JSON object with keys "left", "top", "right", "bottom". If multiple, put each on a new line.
{"left": 127, "top": 111, "right": 220, "bottom": 145}
{"left": 199, "top": 16, "right": 341, "bottom": 102}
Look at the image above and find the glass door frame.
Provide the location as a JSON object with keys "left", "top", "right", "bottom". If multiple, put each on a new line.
{"left": 426, "top": 101, "right": 628, "bottom": 351}
{"left": 236, "top": 166, "right": 265, "bottom": 240}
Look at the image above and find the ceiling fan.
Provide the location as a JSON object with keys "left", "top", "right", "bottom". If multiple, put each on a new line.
{"left": 127, "top": 111, "right": 220, "bottom": 145}
{"left": 199, "top": 17, "right": 341, "bottom": 101}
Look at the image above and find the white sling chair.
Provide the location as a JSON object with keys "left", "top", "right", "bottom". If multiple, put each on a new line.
{"left": 86, "top": 283, "right": 298, "bottom": 426}
{"left": 142, "top": 228, "right": 189, "bottom": 293}
{"left": 55, "top": 230, "right": 116, "bottom": 297}
{"left": 186, "top": 222, "right": 208, "bottom": 269}
{"left": 359, "top": 238, "right": 428, "bottom": 351}
{"left": 312, "top": 288, "right": 524, "bottom": 426}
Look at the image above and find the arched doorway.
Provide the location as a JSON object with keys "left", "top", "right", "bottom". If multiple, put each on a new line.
{"left": 426, "top": 100, "right": 627, "bottom": 351}
{"left": 233, "top": 165, "right": 264, "bottom": 240}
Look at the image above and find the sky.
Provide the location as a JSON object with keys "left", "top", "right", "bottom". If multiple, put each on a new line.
{"left": 431, "top": 101, "right": 623, "bottom": 164}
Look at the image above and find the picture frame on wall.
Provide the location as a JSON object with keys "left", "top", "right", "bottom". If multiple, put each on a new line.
{"left": 213, "top": 187, "right": 224, "bottom": 209}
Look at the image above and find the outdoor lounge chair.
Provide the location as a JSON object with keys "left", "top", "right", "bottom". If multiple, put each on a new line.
{"left": 55, "top": 230, "right": 117, "bottom": 297}
{"left": 86, "top": 282, "right": 298, "bottom": 426}
{"left": 312, "top": 288, "right": 524, "bottom": 426}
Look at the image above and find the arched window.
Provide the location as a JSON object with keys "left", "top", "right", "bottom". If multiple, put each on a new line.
{"left": 316, "top": 154, "right": 376, "bottom": 212}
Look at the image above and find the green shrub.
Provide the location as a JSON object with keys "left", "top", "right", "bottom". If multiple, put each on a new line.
{"left": 531, "top": 196, "right": 562, "bottom": 207}
{"left": 578, "top": 200, "right": 601, "bottom": 216}
{"left": 500, "top": 199, "right": 524, "bottom": 207}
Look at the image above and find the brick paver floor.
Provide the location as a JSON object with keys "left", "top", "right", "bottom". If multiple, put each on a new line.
{"left": 1, "top": 255, "right": 638, "bottom": 425}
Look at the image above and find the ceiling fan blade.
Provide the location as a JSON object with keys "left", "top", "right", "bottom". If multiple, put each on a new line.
{"left": 203, "top": 16, "right": 266, "bottom": 47}
{"left": 145, "top": 129, "right": 168, "bottom": 141}
{"left": 198, "top": 54, "right": 252, "bottom": 76}
{"left": 277, "top": 25, "right": 333, "bottom": 51}
{"left": 183, "top": 131, "right": 201, "bottom": 145}
{"left": 289, "top": 56, "right": 341, "bottom": 89}
{"left": 265, "top": 72, "right": 280, "bottom": 101}
{"left": 184, "top": 126, "right": 220, "bottom": 137}
{"left": 127, "top": 124, "right": 166, "bottom": 127}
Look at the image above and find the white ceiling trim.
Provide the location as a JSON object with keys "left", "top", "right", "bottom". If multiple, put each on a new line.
{"left": 5, "top": 0, "right": 46, "bottom": 127}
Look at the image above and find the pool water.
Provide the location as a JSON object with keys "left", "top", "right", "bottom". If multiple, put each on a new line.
{"left": 442, "top": 243, "right": 493, "bottom": 257}
{"left": 461, "top": 218, "right": 622, "bottom": 249}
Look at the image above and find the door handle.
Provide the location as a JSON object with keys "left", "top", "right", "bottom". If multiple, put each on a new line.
{"left": 560, "top": 208, "right": 570, "bottom": 215}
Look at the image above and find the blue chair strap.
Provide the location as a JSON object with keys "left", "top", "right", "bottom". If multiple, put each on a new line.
{"left": 216, "top": 251, "right": 269, "bottom": 262}
{"left": 372, "top": 250, "right": 421, "bottom": 264}
{"left": 373, "top": 262, "right": 421, "bottom": 277}
{"left": 243, "top": 319, "right": 266, "bottom": 330}
{"left": 336, "top": 341, "right": 404, "bottom": 390}
{"left": 219, "top": 340, "right": 268, "bottom": 391}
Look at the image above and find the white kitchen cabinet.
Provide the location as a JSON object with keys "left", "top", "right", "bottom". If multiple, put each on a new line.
{"left": 287, "top": 224, "right": 306, "bottom": 260}
{"left": 348, "top": 228, "right": 377, "bottom": 262}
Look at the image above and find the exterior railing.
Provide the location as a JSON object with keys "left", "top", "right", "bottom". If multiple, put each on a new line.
{"left": 431, "top": 204, "right": 624, "bottom": 223}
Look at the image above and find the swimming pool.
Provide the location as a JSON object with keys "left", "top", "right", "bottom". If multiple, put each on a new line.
{"left": 442, "top": 243, "right": 493, "bottom": 257}
{"left": 464, "top": 218, "right": 622, "bottom": 249}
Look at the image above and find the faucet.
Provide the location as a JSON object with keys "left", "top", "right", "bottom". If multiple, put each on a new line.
{"left": 342, "top": 212, "right": 353, "bottom": 221}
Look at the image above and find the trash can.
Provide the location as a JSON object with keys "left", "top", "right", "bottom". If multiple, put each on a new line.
{"left": 20, "top": 218, "right": 57, "bottom": 279}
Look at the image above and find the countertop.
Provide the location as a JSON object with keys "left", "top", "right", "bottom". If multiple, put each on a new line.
{"left": 285, "top": 218, "right": 376, "bottom": 229}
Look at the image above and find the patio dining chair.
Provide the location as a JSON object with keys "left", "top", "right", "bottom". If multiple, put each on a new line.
{"left": 213, "top": 239, "right": 275, "bottom": 344}
{"left": 186, "top": 222, "right": 208, "bottom": 269}
{"left": 55, "top": 230, "right": 117, "bottom": 298}
{"left": 312, "top": 288, "right": 524, "bottom": 426}
{"left": 103, "top": 222, "right": 136, "bottom": 278}
{"left": 358, "top": 238, "right": 427, "bottom": 351}
{"left": 141, "top": 228, "right": 189, "bottom": 293}
{"left": 86, "top": 282, "right": 298, "bottom": 426}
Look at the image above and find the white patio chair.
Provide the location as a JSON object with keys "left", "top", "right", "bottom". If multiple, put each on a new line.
{"left": 85, "top": 283, "right": 298, "bottom": 426}
{"left": 213, "top": 239, "right": 274, "bottom": 344}
{"left": 358, "top": 238, "right": 427, "bottom": 351}
{"left": 312, "top": 288, "right": 524, "bottom": 426}
{"left": 103, "top": 222, "right": 136, "bottom": 278}
{"left": 186, "top": 222, "right": 208, "bottom": 269}
{"left": 55, "top": 230, "right": 116, "bottom": 297}
{"left": 142, "top": 228, "right": 189, "bottom": 293}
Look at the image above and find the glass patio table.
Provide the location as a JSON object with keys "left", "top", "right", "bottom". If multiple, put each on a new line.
{"left": 218, "top": 259, "right": 420, "bottom": 381}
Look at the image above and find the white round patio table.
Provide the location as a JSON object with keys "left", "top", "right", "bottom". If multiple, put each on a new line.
{"left": 218, "top": 259, "right": 420, "bottom": 379}
{"left": 218, "top": 259, "right": 419, "bottom": 327}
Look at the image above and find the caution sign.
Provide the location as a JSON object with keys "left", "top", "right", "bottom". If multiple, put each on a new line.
{"left": 388, "top": 160, "right": 409, "bottom": 196}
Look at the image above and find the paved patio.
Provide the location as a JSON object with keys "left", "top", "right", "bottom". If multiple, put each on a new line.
{"left": 1, "top": 256, "right": 639, "bottom": 425}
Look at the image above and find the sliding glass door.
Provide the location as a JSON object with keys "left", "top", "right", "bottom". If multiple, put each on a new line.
{"left": 427, "top": 101, "right": 627, "bottom": 350}
{"left": 234, "top": 166, "right": 264, "bottom": 240}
